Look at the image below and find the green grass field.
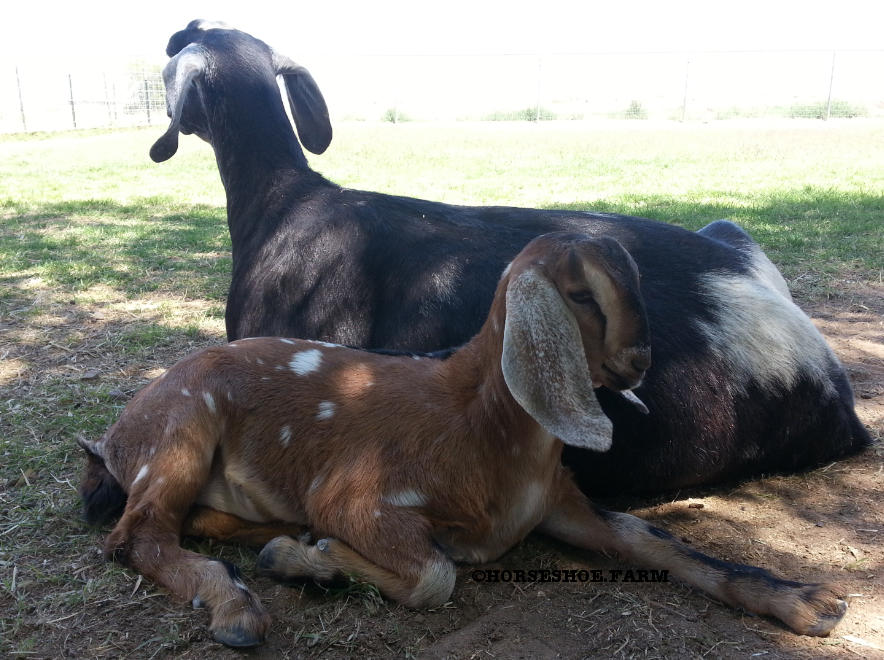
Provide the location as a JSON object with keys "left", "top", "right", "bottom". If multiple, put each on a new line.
{"left": 0, "top": 120, "right": 882, "bottom": 657}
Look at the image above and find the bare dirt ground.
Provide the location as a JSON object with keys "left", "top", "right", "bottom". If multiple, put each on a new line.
{"left": 1, "top": 283, "right": 881, "bottom": 659}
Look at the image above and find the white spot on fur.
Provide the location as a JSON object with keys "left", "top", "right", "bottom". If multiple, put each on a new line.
{"left": 280, "top": 425, "right": 292, "bottom": 447}
{"left": 383, "top": 490, "right": 427, "bottom": 508}
{"left": 308, "top": 475, "right": 324, "bottom": 493}
{"left": 317, "top": 401, "right": 336, "bottom": 420}
{"left": 255, "top": 358, "right": 264, "bottom": 365}
{"left": 307, "top": 340, "right": 341, "bottom": 349}
{"left": 228, "top": 343, "right": 238, "bottom": 348}
{"left": 261, "top": 376, "right": 271, "bottom": 381}
{"left": 289, "top": 349, "right": 323, "bottom": 376}
{"left": 181, "top": 388, "right": 191, "bottom": 397}
{"left": 226, "top": 391, "right": 234, "bottom": 402}
{"left": 696, "top": 273, "right": 838, "bottom": 395}
{"left": 202, "top": 392, "right": 216, "bottom": 413}
{"left": 132, "top": 464, "right": 149, "bottom": 487}
{"left": 279, "top": 338, "right": 295, "bottom": 345}
{"left": 373, "top": 509, "right": 382, "bottom": 518}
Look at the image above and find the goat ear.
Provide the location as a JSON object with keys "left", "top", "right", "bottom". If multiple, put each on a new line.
{"left": 150, "top": 45, "right": 207, "bottom": 163}
{"left": 501, "top": 268, "right": 613, "bottom": 451}
{"left": 273, "top": 53, "right": 333, "bottom": 155}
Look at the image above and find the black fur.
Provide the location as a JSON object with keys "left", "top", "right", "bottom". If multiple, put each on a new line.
{"left": 151, "top": 23, "right": 871, "bottom": 495}
{"left": 78, "top": 447, "right": 126, "bottom": 527}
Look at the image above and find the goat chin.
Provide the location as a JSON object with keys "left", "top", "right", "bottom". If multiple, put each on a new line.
{"left": 148, "top": 22, "right": 869, "bottom": 498}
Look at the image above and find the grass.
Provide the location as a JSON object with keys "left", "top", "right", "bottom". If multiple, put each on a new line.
{"left": 0, "top": 120, "right": 882, "bottom": 657}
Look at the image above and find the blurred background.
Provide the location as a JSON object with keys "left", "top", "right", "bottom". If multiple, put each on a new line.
{"left": 1, "top": 0, "right": 881, "bottom": 132}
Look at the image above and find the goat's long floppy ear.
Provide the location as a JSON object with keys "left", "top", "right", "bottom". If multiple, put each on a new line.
{"left": 149, "top": 44, "right": 207, "bottom": 163}
{"left": 273, "top": 52, "right": 333, "bottom": 155}
{"left": 501, "top": 268, "right": 613, "bottom": 451}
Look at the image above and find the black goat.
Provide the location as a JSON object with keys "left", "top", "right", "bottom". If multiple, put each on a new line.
{"left": 149, "top": 20, "right": 869, "bottom": 495}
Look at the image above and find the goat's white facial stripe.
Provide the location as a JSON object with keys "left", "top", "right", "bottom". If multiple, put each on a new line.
{"left": 316, "top": 401, "right": 336, "bottom": 420}
{"left": 383, "top": 490, "right": 427, "bottom": 507}
{"left": 280, "top": 425, "right": 292, "bottom": 447}
{"left": 181, "top": 388, "right": 191, "bottom": 397}
{"left": 202, "top": 392, "right": 216, "bottom": 413}
{"left": 132, "top": 464, "right": 149, "bottom": 486}
{"left": 289, "top": 349, "right": 323, "bottom": 376}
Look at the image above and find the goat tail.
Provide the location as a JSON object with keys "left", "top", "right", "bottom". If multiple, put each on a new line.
{"left": 77, "top": 436, "right": 127, "bottom": 527}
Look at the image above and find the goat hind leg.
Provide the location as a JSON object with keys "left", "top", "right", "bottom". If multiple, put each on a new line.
{"left": 538, "top": 477, "right": 846, "bottom": 636}
{"left": 257, "top": 535, "right": 456, "bottom": 608}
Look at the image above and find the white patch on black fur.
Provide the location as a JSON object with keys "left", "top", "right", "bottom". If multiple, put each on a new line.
{"left": 746, "top": 243, "right": 792, "bottom": 300}
{"left": 696, "top": 273, "right": 838, "bottom": 395}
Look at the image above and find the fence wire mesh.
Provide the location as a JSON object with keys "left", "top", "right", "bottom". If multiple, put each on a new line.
{"left": 2, "top": 50, "right": 881, "bottom": 133}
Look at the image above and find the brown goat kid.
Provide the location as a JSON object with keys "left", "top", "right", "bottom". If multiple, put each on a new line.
{"left": 79, "top": 233, "right": 846, "bottom": 647}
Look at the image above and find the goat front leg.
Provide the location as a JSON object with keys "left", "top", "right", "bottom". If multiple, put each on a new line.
{"left": 256, "top": 534, "right": 456, "bottom": 608}
{"left": 537, "top": 477, "right": 846, "bottom": 636}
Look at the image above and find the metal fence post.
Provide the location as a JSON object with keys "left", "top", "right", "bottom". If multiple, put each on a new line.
{"left": 681, "top": 57, "right": 691, "bottom": 122}
{"left": 68, "top": 73, "right": 77, "bottom": 129}
{"left": 825, "top": 51, "right": 836, "bottom": 121}
{"left": 104, "top": 73, "right": 112, "bottom": 125}
{"left": 144, "top": 71, "right": 152, "bottom": 124}
{"left": 535, "top": 56, "right": 543, "bottom": 121}
{"left": 15, "top": 66, "right": 27, "bottom": 132}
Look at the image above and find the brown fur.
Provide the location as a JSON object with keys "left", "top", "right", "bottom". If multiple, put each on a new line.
{"left": 80, "top": 233, "right": 845, "bottom": 647}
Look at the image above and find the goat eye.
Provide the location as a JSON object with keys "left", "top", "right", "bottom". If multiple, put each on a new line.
{"left": 568, "top": 290, "right": 596, "bottom": 305}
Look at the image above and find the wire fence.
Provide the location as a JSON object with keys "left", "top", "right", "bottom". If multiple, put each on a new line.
{"left": 2, "top": 49, "right": 882, "bottom": 134}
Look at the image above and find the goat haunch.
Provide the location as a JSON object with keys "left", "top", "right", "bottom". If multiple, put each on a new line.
{"left": 80, "top": 233, "right": 847, "bottom": 648}
{"left": 149, "top": 20, "right": 870, "bottom": 495}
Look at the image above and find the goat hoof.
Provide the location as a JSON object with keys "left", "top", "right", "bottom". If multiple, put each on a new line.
{"left": 211, "top": 624, "right": 265, "bottom": 648}
{"left": 256, "top": 535, "right": 298, "bottom": 578}
{"left": 208, "top": 600, "right": 270, "bottom": 648}
{"left": 784, "top": 584, "right": 848, "bottom": 636}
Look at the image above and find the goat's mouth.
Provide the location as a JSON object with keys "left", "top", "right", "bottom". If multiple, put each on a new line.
{"left": 601, "top": 363, "right": 644, "bottom": 392}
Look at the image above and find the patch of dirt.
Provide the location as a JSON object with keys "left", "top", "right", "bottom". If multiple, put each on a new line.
{"left": 2, "top": 286, "right": 881, "bottom": 659}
